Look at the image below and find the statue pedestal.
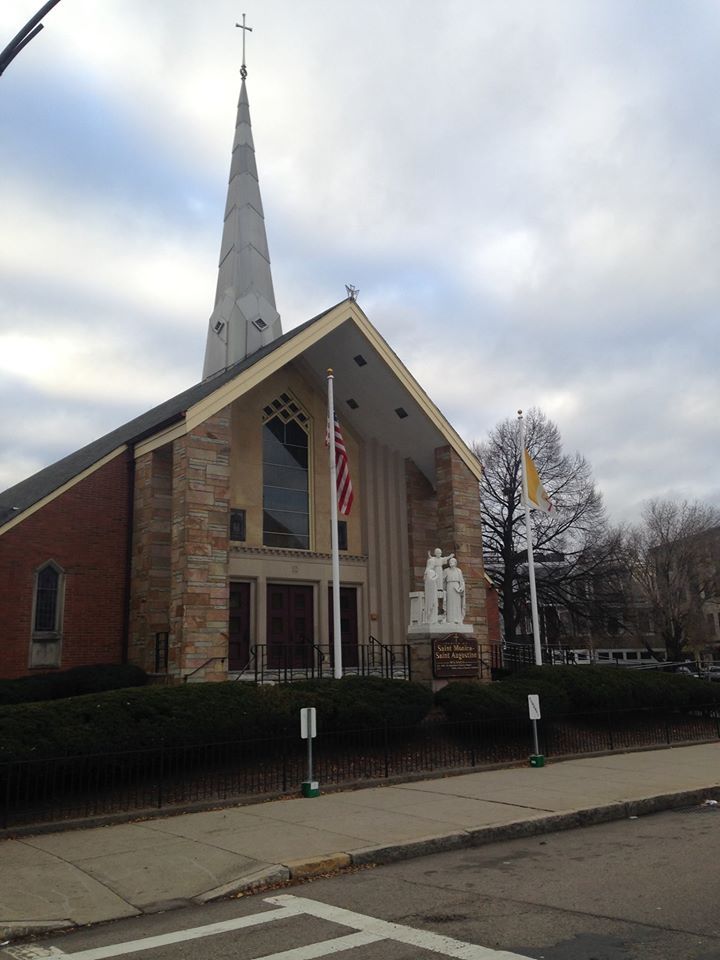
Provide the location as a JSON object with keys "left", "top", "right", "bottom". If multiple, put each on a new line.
{"left": 406, "top": 626, "right": 479, "bottom": 690}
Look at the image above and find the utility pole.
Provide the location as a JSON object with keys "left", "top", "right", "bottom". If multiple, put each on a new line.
{"left": 0, "top": 0, "right": 63, "bottom": 77}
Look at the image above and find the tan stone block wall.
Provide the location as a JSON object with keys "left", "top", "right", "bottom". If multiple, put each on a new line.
{"left": 170, "top": 408, "right": 231, "bottom": 681}
{"left": 405, "top": 459, "right": 437, "bottom": 593}
{"left": 435, "top": 445, "right": 489, "bottom": 650}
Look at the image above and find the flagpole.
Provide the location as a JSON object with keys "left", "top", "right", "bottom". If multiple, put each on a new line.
{"left": 518, "top": 410, "right": 543, "bottom": 667}
{"left": 327, "top": 369, "right": 343, "bottom": 679}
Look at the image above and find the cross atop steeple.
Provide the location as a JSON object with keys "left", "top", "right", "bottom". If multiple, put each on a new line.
{"left": 236, "top": 14, "right": 252, "bottom": 79}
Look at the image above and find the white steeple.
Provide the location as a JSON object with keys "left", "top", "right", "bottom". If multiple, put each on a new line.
{"left": 203, "top": 67, "right": 282, "bottom": 378}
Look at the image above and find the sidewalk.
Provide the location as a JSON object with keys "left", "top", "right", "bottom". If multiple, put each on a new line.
{"left": 2, "top": 742, "right": 720, "bottom": 941}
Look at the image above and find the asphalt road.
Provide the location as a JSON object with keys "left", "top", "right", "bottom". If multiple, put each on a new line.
{"left": 6, "top": 806, "right": 720, "bottom": 960}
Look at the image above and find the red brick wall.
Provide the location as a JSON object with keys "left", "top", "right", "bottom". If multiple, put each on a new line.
{"left": 0, "top": 451, "right": 132, "bottom": 679}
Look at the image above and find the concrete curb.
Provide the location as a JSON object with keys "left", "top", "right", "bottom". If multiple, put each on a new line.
{"left": 0, "top": 920, "right": 71, "bottom": 942}
{"left": 197, "top": 785, "right": 720, "bottom": 902}
{"left": 195, "top": 866, "right": 291, "bottom": 904}
{"left": 5, "top": 784, "right": 720, "bottom": 942}
{"left": 285, "top": 853, "right": 352, "bottom": 880}
{"left": 348, "top": 788, "right": 720, "bottom": 868}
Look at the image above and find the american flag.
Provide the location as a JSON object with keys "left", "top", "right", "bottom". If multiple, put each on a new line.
{"left": 330, "top": 415, "right": 354, "bottom": 515}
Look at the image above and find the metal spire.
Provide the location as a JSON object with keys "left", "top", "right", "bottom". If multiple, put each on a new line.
{"left": 202, "top": 18, "right": 282, "bottom": 378}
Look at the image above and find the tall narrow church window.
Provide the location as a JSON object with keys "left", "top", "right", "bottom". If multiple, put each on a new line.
{"left": 262, "top": 393, "right": 310, "bottom": 549}
{"left": 30, "top": 561, "right": 64, "bottom": 668}
{"left": 33, "top": 562, "right": 62, "bottom": 634}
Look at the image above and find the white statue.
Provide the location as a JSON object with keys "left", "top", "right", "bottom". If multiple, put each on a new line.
{"left": 423, "top": 548, "right": 454, "bottom": 624}
{"left": 444, "top": 557, "right": 466, "bottom": 624}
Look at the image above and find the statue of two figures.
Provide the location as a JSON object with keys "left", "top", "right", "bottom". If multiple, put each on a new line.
{"left": 423, "top": 548, "right": 465, "bottom": 625}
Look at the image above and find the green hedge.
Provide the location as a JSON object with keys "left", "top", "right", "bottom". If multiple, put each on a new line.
{"left": 0, "top": 664, "right": 148, "bottom": 706}
{"left": 288, "top": 675, "right": 433, "bottom": 731}
{"left": 436, "top": 665, "right": 720, "bottom": 722}
{"left": 0, "top": 676, "right": 433, "bottom": 763}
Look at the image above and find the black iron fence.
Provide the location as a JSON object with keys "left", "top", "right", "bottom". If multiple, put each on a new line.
{"left": 245, "top": 641, "right": 411, "bottom": 683}
{"left": 3, "top": 705, "right": 719, "bottom": 830}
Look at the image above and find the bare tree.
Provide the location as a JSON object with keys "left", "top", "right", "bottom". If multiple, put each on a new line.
{"left": 625, "top": 498, "right": 720, "bottom": 661}
{"left": 476, "top": 408, "right": 617, "bottom": 645}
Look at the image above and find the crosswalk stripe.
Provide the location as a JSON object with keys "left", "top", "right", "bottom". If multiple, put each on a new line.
{"left": 250, "top": 931, "right": 384, "bottom": 959}
{"left": 267, "top": 895, "right": 533, "bottom": 959}
{"left": 43, "top": 904, "right": 304, "bottom": 960}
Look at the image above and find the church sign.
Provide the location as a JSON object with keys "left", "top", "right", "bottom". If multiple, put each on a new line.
{"left": 432, "top": 636, "right": 478, "bottom": 678}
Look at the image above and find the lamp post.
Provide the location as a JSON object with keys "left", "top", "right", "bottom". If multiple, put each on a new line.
{"left": 0, "top": 0, "right": 63, "bottom": 77}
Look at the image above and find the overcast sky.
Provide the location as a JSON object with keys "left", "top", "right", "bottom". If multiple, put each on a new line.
{"left": 1, "top": 0, "right": 719, "bottom": 524}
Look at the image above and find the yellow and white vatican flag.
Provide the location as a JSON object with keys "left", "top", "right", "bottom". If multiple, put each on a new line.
{"left": 523, "top": 449, "right": 554, "bottom": 513}
{"left": 518, "top": 412, "right": 545, "bottom": 667}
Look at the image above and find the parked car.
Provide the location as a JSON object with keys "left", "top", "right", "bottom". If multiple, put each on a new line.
{"left": 673, "top": 665, "right": 701, "bottom": 678}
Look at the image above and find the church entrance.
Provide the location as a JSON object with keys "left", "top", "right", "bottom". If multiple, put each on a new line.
{"left": 228, "top": 581, "right": 251, "bottom": 671}
{"left": 266, "top": 584, "right": 314, "bottom": 668}
{"left": 328, "top": 586, "right": 359, "bottom": 668}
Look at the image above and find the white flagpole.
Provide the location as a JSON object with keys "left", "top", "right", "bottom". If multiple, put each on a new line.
{"left": 327, "top": 369, "right": 343, "bottom": 679}
{"left": 518, "top": 410, "right": 543, "bottom": 667}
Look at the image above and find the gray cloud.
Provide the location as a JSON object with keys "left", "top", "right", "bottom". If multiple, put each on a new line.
{"left": 1, "top": 0, "right": 719, "bottom": 522}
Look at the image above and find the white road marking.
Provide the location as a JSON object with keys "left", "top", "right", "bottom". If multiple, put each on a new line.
{"left": 19, "top": 903, "right": 304, "bottom": 960}
{"left": 266, "top": 895, "right": 533, "bottom": 959}
{"left": 248, "top": 931, "right": 383, "bottom": 959}
{"left": 3, "top": 893, "right": 533, "bottom": 960}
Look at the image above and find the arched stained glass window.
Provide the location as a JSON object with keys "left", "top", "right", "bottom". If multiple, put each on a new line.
{"left": 262, "top": 393, "right": 310, "bottom": 549}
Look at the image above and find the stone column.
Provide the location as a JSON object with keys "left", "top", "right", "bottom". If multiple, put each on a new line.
{"left": 170, "top": 408, "right": 231, "bottom": 682}
{"left": 405, "top": 459, "right": 437, "bottom": 592}
{"left": 129, "top": 447, "right": 172, "bottom": 673}
{"left": 434, "top": 444, "right": 490, "bottom": 669}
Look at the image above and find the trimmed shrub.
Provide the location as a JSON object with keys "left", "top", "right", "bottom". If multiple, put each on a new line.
{"left": 507, "top": 665, "right": 720, "bottom": 714}
{"left": 0, "top": 676, "right": 433, "bottom": 763}
{"left": 288, "top": 675, "right": 433, "bottom": 731}
{"left": 435, "top": 681, "right": 526, "bottom": 721}
{"left": 0, "top": 664, "right": 148, "bottom": 706}
{"left": 435, "top": 665, "right": 720, "bottom": 722}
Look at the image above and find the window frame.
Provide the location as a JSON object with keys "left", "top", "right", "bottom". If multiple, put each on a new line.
{"left": 29, "top": 560, "right": 65, "bottom": 668}
{"left": 261, "top": 392, "right": 312, "bottom": 551}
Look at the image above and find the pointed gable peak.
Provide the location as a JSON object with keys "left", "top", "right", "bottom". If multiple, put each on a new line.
{"left": 203, "top": 74, "right": 282, "bottom": 380}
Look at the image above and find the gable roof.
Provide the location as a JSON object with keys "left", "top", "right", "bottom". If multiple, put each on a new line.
{"left": 1, "top": 298, "right": 481, "bottom": 533}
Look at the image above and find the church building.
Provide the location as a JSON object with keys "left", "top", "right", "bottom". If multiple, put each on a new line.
{"left": 0, "top": 68, "right": 492, "bottom": 683}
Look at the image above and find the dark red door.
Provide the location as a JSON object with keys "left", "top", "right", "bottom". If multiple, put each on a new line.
{"left": 228, "top": 582, "right": 251, "bottom": 671}
{"left": 328, "top": 587, "right": 359, "bottom": 668}
{"left": 266, "top": 584, "right": 314, "bottom": 668}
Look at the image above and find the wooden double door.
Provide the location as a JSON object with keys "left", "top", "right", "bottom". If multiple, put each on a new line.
{"left": 267, "top": 584, "right": 315, "bottom": 668}
{"left": 228, "top": 582, "right": 359, "bottom": 671}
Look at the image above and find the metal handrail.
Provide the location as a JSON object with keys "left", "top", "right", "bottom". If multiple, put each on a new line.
{"left": 183, "top": 657, "right": 226, "bottom": 682}
{"left": 231, "top": 656, "right": 253, "bottom": 680}
{"left": 368, "top": 634, "right": 395, "bottom": 662}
